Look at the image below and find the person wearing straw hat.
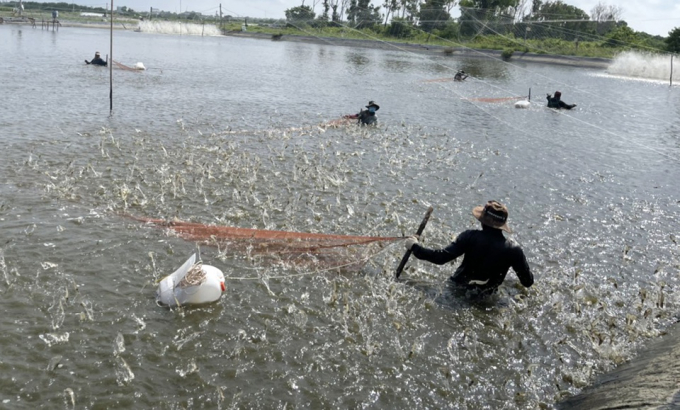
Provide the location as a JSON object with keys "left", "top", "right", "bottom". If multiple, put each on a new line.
{"left": 546, "top": 91, "right": 576, "bottom": 109}
{"left": 404, "top": 200, "right": 534, "bottom": 297}
{"left": 85, "top": 51, "right": 107, "bottom": 66}
{"left": 356, "top": 101, "right": 380, "bottom": 126}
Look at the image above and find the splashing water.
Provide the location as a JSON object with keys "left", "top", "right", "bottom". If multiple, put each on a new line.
{"left": 607, "top": 51, "right": 679, "bottom": 82}
{"left": 136, "top": 20, "right": 222, "bottom": 36}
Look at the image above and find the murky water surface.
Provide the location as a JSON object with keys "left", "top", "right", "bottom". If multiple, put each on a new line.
{"left": 1, "top": 25, "right": 679, "bottom": 409}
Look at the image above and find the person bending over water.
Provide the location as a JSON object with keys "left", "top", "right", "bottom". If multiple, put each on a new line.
{"left": 546, "top": 91, "right": 576, "bottom": 109}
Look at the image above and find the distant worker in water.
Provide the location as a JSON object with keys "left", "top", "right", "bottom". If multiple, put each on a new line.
{"left": 85, "top": 51, "right": 107, "bottom": 66}
{"left": 546, "top": 91, "right": 576, "bottom": 109}
{"left": 403, "top": 200, "right": 534, "bottom": 298}
{"left": 356, "top": 101, "right": 380, "bottom": 126}
{"left": 454, "top": 70, "right": 468, "bottom": 81}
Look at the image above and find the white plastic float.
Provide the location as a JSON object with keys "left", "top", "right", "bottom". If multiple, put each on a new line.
{"left": 514, "top": 100, "right": 530, "bottom": 108}
{"left": 156, "top": 253, "right": 225, "bottom": 307}
{"left": 514, "top": 88, "right": 531, "bottom": 108}
{"left": 134, "top": 62, "right": 146, "bottom": 70}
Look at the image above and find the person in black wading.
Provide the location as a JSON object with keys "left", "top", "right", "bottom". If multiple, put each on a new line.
{"left": 356, "top": 101, "right": 379, "bottom": 126}
{"left": 85, "top": 51, "right": 107, "bottom": 66}
{"left": 546, "top": 91, "right": 576, "bottom": 109}
{"left": 403, "top": 200, "right": 534, "bottom": 297}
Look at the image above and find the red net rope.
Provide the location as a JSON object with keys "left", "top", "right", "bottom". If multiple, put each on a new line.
{"left": 463, "top": 96, "right": 527, "bottom": 103}
{"left": 129, "top": 216, "right": 404, "bottom": 271}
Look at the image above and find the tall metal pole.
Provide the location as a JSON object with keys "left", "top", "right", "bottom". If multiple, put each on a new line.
{"left": 109, "top": 0, "right": 113, "bottom": 114}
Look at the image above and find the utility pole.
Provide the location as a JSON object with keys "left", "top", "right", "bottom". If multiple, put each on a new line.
{"left": 219, "top": 4, "right": 222, "bottom": 29}
{"left": 109, "top": 0, "right": 113, "bottom": 114}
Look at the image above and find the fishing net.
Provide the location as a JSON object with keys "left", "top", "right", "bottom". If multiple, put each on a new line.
{"left": 112, "top": 60, "right": 145, "bottom": 72}
{"left": 464, "top": 96, "right": 528, "bottom": 103}
{"left": 177, "top": 262, "right": 206, "bottom": 288}
{"left": 129, "top": 216, "right": 404, "bottom": 272}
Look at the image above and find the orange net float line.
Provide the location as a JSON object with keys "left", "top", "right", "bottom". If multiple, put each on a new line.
{"left": 422, "top": 77, "right": 459, "bottom": 83}
{"left": 127, "top": 215, "right": 405, "bottom": 269}
{"left": 463, "top": 96, "right": 527, "bottom": 103}
{"left": 112, "top": 60, "right": 143, "bottom": 72}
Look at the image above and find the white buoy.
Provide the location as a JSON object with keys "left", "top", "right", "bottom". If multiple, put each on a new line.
{"left": 156, "top": 254, "right": 225, "bottom": 307}
{"left": 134, "top": 62, "right": 146, "bottom": 70}
{"left": 514, "top": 100, "right": 530, "bottom": 109}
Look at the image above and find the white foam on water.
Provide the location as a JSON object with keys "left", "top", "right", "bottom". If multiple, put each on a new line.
{"left": 137, "top": 20, "right": 222, "bottom": 36}
{"left": 607, "top": 50, "right": 679, "bottom": 82}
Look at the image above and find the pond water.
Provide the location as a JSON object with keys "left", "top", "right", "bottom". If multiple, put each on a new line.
{"left": 1, "top": 24, "right": 679, "bottom": 409}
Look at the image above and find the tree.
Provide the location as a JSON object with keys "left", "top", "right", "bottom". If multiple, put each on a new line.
{"left": 526, "top": 0, "right": 591, "bottom": 41}
{"left": 383, "top": 0, "right": 398, "bottom": 27}
{"left": 666, "top": 27, "right": 680, "bottom": 53}
{"left": 320, "top": 0, "right": 331, "bottom": 21}
{"left": 285, "top": 5, "right": 316, "bottom": 23}
{"left": 398, "top": 0, "right": 420, "bottom": 21}
{"left": 386, "top": 16, "right": 416, "bottom": 37}
{"left": 459, "top": 0, "right": 519, "bottom": 37}
{"left": 346, "top": 0, "right": 381, "bottom": 29}
{"left": 602, "top": 24, "right": 637, "bottom": 48}
{"left": 419, "top": 0, "right": 451, "bottom": 32}
{"left": 590, "top": 1, "right": 622, "bottom": 35}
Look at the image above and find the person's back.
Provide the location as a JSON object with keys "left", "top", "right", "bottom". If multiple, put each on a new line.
{"left": 405, "top": 200, "right": 533, "bottom": 296}
{"left": 86, "top": 52, "right": 107, "bottom": 66}
{"left": 444, "top": 226, "right": 531, "bottom": 291}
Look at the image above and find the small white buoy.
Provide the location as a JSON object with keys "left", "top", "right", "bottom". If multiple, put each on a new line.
{"left": 514, "top": 100, "right": 530, "bottom": 109}
{"left": 156, "top": 254, "right": 225, "bottom": 307}
{"left": 134, "top": 62, "right": 146, "bottom": 70}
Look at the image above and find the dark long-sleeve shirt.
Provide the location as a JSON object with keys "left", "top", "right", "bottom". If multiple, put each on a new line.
{"left": 411, "top": 226, "right": 533, "bottom": 291}
{"left": 87, "top": 57, "right": 107, "bottom": 66}
{"left": 547, "top": 95, "right": 575, "bottom": 109}
{"left": 357, "top": 109, "right": 377, "bottom": 125}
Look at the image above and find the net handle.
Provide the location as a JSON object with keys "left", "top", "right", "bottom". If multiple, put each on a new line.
{"left": 395, "top": 206, "right": 434, "bottom": 279}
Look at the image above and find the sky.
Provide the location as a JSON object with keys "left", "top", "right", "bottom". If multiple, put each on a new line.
{"left": 27, "top": 0, "right": 680, "bottom": 37}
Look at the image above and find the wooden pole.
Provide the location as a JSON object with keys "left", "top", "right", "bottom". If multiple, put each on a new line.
{"left": 671, "top": 55, "right": 674, "bottom": 87}
{"left": 109, "top": 0, "right": 113, "bottom": 114}
{"left": 395, "top": 206, "right": 434, "bottom": 279}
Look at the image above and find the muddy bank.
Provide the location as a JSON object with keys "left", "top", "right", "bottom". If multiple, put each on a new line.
{"left": 223, "top": 31, "right": 612, "bottom": 69}
{"left": 558, "top": 320, "right": 680, "bottom": 409}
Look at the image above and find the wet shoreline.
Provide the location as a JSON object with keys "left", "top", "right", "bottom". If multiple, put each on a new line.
{"left": 1, "top": 17, "right": 611, "bottom": 69}
{"left": 222, "top": 30, "right": 613, "bottom": 69}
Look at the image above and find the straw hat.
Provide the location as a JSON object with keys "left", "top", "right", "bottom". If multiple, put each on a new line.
{"left": 472, "top": 200, "right": 511, "bottom": 232}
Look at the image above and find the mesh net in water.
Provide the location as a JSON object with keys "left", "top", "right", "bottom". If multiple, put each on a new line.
{"left": 129, "top": 216, "right": 404, "bottom": 272}
{"left": 463, "top": 96, "right": 528, "bottom": 103}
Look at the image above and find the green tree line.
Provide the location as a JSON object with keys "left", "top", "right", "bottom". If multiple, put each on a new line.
{"left": 283, "top": 0, "right": 679, "bottom": 54}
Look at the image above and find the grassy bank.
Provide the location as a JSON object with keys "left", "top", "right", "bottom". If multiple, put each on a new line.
{"left": 0, "top": 8, "right": 649, "bottom": 62}
{"left": 220, "top": 22, "right": 664, "bottom": 60}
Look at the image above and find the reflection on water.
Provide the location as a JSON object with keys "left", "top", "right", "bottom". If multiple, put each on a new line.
{"left": 0, "top": 24, "right": 679, "bottom": 409}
